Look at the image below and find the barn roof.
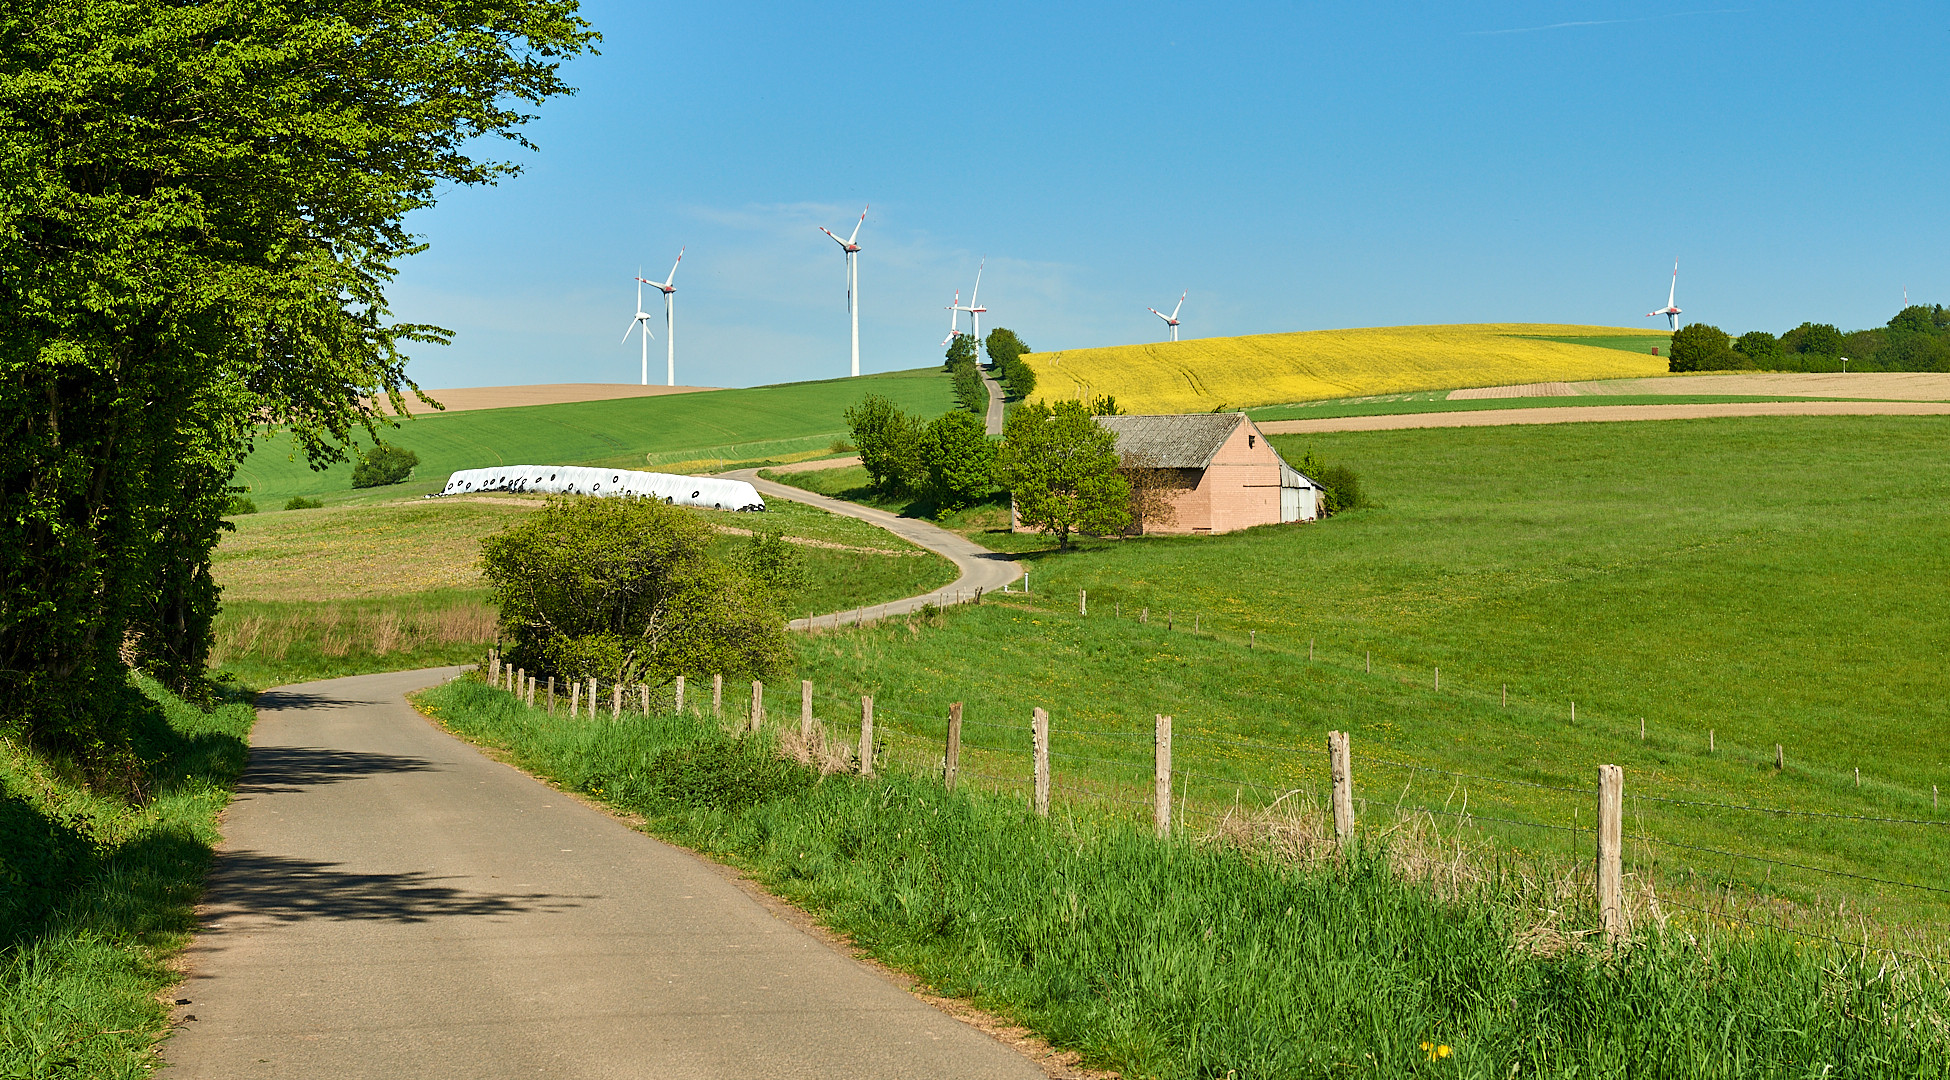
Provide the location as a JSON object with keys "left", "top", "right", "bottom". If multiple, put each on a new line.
{"left": 1095, "top": 412, "right": 1249, "bottom": 469}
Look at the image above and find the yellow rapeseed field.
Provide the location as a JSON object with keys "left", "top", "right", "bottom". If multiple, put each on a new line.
{"left": 1026, "top": 323, "right": 1669, "bottom": 413}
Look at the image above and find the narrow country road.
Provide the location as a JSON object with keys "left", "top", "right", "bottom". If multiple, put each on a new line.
{"left": 981, "top": 366, "right": 1006, "bottom": 435}
{"left": 723, "top": 466, "right": 1022, "bottom": 629}
{"left": 164, "top": 668, "right": 1044, "bottom": 1080}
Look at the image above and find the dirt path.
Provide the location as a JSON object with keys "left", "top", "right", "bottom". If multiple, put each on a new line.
{"left": 164, "top": 668, "right": 1045, "bottom": 1080}
{"left": 1259, "top": 399, "right": 1950, "bottom": 434}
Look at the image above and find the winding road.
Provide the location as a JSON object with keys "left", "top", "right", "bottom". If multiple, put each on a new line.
{"left": 164, "top": 668, "right": 1044, "bottom": 1079}
{"left": 724, "top": 464, "right": 1022, "bottom": 629}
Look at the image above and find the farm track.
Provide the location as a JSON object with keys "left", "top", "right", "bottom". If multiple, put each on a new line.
{"left": 1258, "top": 399, "right": 1950, "bottom": 434}
{"left": 163, "top": 668, "right": 1043, "bottom": 1079}
{"left": 724, "top": 468, "right": 1022, "bottom": 628}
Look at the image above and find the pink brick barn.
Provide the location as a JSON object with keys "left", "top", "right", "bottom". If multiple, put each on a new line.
{"left": 1012, "top": 412, "right": 1321, "bottom": 536}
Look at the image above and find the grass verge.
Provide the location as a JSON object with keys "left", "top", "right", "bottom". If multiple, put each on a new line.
{"left": 0, "top": 678, "right": 255, "bottom": 1079}
{"left": 414, "top": 676, "right": 1950, "bottom": 1079}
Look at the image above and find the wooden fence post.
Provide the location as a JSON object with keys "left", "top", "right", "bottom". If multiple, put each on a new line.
{"left": 1434, "top": 667, "right": 1439, "bottom": 691}
{"left": 587, "top": 678, "right": 597, "bottom": 718}
{"left": 1776, "top": 743, "right": 1785, "bottom": 770}
{"left": 1597, "top": 764, "right": 1624, "bottom": 943}
{"left": 1250, "top": 630, "right": 1257, "bottom": 650}
{"left": 570, "top": 681, "right": 580, "bottom": 718}
{"left": 945, "top": 703, "right": 963, "bottom": 793}
{"left": 674, "top": 674, "right": 686, "bottom": 714}
{"left": 527, "top": 677, "right": 536, "bottom": 708}
{"left": 547, "top": 676, "right": 555, "bottom": 715}
{"left": 1079, "top": 589, "right": 1086, "bottom": 616}
{"left": 489, "top": 651, "right": 499, "bottom": 683}
{"left": 1154, "top": 714, "right": 1173, "bottom": 839}
{"left": 1032, "top": 707, "right": 1050, "bottom": 817}
{"left": 750, "top": 680, "right": 764, "bottom": 733}
{"left": 611, "top": 682, "right": 622, "bottom": 719}
{"left": 712, "top": 674, "right": 723, "bottom": 719}
{"left": 1329, "top": 730, "right": 1354, "bottom": 846}
{"left": 640, "top": 684, "right": 649, "bottom": 714}
{"left": 859, "top": 696, "right": 875, "bottom": 777}
{"left": 801, "top": 680, "right": 814, "bottom": 744}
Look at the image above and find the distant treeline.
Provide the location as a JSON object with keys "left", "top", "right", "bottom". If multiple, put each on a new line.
{"left": 1671, "top": 305, "right": 1950, "bottom": 373}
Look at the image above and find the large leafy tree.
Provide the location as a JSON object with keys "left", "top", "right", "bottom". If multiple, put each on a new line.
{"left": 995, "top": 400, "right": 1129, "bottom": 548}
{"left": 920, "top": 409, "right": 995, "bottom": 512}
{"left": 0, "top": 1, "right": 595, "bottom": 749}
{"left": 1666, "top": 324, "right": 1737, "bottom": 373}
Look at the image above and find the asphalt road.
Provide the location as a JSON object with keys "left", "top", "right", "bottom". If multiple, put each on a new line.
{"left": 981, "top": 367, "right": 1006, "bottom": 435}
{"left": 164, "top": 668, "right": 1044, "bottom": 1080}
{"left": 724, "top": 468, "right": 1023, "bottom": 629}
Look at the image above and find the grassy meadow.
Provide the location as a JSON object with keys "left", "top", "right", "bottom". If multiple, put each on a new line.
{"left": 231, "top": 367, "right": 954, "bottom": 506}
{"left": 412, "top": 676, "right": 1950, "bottom": 1079}
{"left": 210, "top": 493, "right": 956, "bottom": 687}
{"left": 770, "top": 415, "right": 1950, "bottom": 941}
{"left": 1, "top": 678, "right": 255, "bottom": 1079}
{"left": 1028, "top": 323, "right": 1669, "bottom": 413}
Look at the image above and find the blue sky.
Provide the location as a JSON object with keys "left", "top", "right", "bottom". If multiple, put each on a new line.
{"left": 392, "top": 2, "right": 1950, "bottom": 389}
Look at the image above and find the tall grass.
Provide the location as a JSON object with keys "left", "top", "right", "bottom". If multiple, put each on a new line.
{"left": 0, "top": 678, "right": 254, "bottom": 1079}
{"left": 211, "top": 590, "right": 496, "bottom": 687}
{"left": 416, "top": 677, "right": 1950, "bottom": 1080}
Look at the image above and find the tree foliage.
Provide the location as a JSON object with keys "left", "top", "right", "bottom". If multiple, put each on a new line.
{"left": 985, "top": 327, "right": 1036, "bottom": 398}
{"left": 481, "top": 498, "right": 789, "bottom": 688}
{"left": 944, "top": 335, "right": 986, "bottom": 414}
{"left": 1667, "top": 324, "right": 1738, "bottom": 373}
{"left": 995, "top": 400, "right": 1130, "bottom": 548}
{"left": 350, "top": 445, "right": 420, "bottom": 488}
{"left": 921, "top": 409, "right": 996, "bottom": 512}
{"left": 844, "top": 393, "right": 924, "bottom": 496}
{"left": 0, "top": 0, "right": 595, "bottom": 751}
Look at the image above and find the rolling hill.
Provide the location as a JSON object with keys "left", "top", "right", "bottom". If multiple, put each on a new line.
{"left": 1027, "top": 323, "right": 1670, "bottom": 413}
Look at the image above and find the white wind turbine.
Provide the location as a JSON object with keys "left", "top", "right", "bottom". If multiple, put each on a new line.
{"left": 622, "top": 270, "right": 656, "bottom": 385}
{"left": 942, "top": 289, "right": 964, "bottom": 347}
{"left": 1646, "top": 260, "right": 1682, "bottom": 331}
{"left": 819, "top": 206, "right": 868, "bottom": 376}
{"left": 645, "top": 248, "right": 683, "bottom": 386}
{"left": 1149, "top": 291, "right": 1186, "bottom": 341}
{"left": 953, "top": 259, "right": 988, "bottom": 359}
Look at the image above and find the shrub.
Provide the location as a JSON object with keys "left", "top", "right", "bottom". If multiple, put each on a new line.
{"left": 223, "top": 494, "right": 257, "bottom": 515}
{"left": 1667, "top": 324, "right": 1739, "bottom": 373}
{"left": 350, "top": 444, "right": 420, "bottom": 488}
{"left": 1295, "top": 451, "right": 1366, "bottom": 515}
{"left": 480, "top": 496, "right": 789, "bottom": 685}
{"left": 283, "top": 496, "right": 323, "bottom": 510}
{"left": 737, "top": 531, "right": 808, "bottom": 605}
{"left": 844, "top": 394, "right": 925, "bottom": 496}
{"left": 921, "top": 409, "right": 997, "bottom": 512}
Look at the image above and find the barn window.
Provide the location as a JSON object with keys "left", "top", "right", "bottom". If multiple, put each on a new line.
{"left": 1248, "top": 434, "right": 1257, "bottom": 448}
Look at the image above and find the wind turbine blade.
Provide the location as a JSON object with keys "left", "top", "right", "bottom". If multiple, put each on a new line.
{"left": 1149, "top": 307, "right": 1171, "bottom": 323}
{"left": 847, "top": 205, "right": 868, "bottom": 246}
{"left": 1171, "top": 291, "right": 1186, "bottom": 320}
{"left": 622, "top": 319, "right": 640, "bottom": 345}
{"left": 663, "top": 247, "right": 684, "bottom": 288}
{"left": 1668, "top": 261, "right": 1678, "bottom": 308}
{"left": 969, "top": 258, "right": 985, "bottom": 310}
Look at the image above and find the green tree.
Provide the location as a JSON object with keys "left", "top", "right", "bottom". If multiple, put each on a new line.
{"left": 0, "top": 1, "right": 595, "bottom": 749}
{"left": 1734, "top": 331, "right": 1782, "bottom": 368}
{"left": 844, "top": 394, "right": 924, "bottom": 495}
{"left": 481, "top": 497, "right": 788, "bottom": 687}
{"left": 1667, "top": 324, "right": 1738, "bottom": 373}
{"left": 350, "top": 445, "right": 421, "bottom": 488}
{"left": 921, "top": 410, "right": 996, "bottom": 512}
{"left": 1782, "top": 322, "right": 1846, "bottom": 360}
{"left": 995, "top": 400, "right": 1130, "bottom": 548}
{"left": 985, "top": 328, "right": 1036, "bottom": 398}
{"left": 737, "top": 532, "right": 808, "bottom": 606}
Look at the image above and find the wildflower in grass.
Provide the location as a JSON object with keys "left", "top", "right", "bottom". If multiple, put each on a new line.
{"left": 1422, "top": 1041, "right": 1453, "bottom": 1061}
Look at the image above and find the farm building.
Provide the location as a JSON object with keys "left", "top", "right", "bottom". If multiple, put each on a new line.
{"left": 1013, "top": 412, "right": 1321, "bottom": 535}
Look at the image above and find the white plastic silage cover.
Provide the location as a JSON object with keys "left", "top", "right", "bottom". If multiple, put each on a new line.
{"left": 430, "top": 465, "right": 765, "bottom": 511}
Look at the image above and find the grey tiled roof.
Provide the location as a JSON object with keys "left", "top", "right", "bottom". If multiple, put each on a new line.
{"left": 1095, "top": 413, "right": 1247, "bottom": 469}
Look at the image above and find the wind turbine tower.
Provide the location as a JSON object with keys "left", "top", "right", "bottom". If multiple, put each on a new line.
{"left": 1149, "top": 292, "right": 1186, "bottom": 342}
{"left": 622, "top": 271, "right": 656, "bottom": 385}
{"left": 644, "top": 248, "right": 683, "bottom": 386}
{"left": 1646, "top": 261, "right": 1682, "bottom": 331}
{"left": 954, "top": 259, "right": 988, "bottom": 359}
{"left": 820, "top": 207, "right": 868, "bottom": 376}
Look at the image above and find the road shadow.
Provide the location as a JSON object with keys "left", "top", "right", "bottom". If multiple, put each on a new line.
{"left": 201, "top": 850, "right": 589, "bottom": 925}
{"left": 235, "top": 746, "right": 439, "bottom": 795}
{"left": 254, "top": 690, "right": 368, "bottom": 712}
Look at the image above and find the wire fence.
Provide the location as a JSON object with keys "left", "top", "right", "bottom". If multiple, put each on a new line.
{"left": 472, "top": 650, "right": 1950, "bottom": 960}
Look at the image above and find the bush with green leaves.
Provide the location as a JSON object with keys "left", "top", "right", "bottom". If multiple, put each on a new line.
{"left": 1295, "top": 450, "right": 1366, "bottom": 515}
{"left": 985, "top": 327, "right": 1036, "bottom": 398}
{"left": 480, "top": 497, "right": 789, "bottom": 687}
{"left": 921, "top": 409, "right": 997, "bottom": 512}
{"left": 736, "top": 531, "right": 808, "bottom": 606}
{"left": 283, "top": 496, "right": 323, "bottom": 511}
{"left": 844, "top": 394, "right": 925, "bottom": 496}
{"left": 223, "top": 495, "right": 257, "bottom": 516}
{"left": 350, "top": 445, "right": 420, "bottom": 488}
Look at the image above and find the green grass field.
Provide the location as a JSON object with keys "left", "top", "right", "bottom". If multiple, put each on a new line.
{"left": 770, "top": 416, "right": 1950, "bottom": 940}
{"left": 1245, "top": 392, "right": 1878, "bottom": 422}
{"left": 233, "top": 368, "right": 953, "bottom": 505}
{"left": 1518, "top": 333, "right": 1673, "bottom": 354}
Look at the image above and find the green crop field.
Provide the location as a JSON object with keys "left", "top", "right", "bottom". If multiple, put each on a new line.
{"left": 232, "top": 368, "right": 953, "bottom": 505}
{"left": 1245, "top": 392, "right": 1875, "bottom": 423}
{"left": 776, "top": 415, "right": 1950, "bottom": 941}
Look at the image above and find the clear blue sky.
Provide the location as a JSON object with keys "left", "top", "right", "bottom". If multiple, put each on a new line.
{"left": 392, "top": 2, "right": 1949, "bottom": 389}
